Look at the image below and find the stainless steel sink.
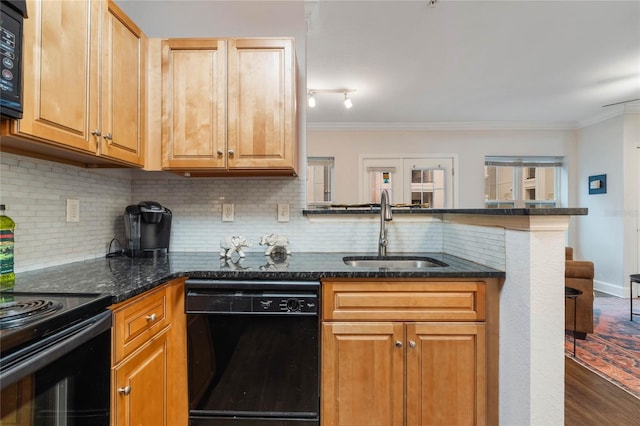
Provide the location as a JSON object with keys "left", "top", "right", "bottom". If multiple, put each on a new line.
{"left": 342, "top": 256, "right": 448, "bottom": 269}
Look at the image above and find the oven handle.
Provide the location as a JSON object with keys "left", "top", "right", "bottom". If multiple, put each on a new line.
{"left": 0, "top": 310, "right": 112, "bottom": 390}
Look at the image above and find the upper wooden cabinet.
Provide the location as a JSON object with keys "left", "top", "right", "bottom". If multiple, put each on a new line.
{"left": 98, "top": 1, "right": 146, "bottom": 166}
{"left": 161, "top": 37, "right": 297, "bottom": 176}
{"left": 0, "top": 0, "right": 145, "bottom": 167}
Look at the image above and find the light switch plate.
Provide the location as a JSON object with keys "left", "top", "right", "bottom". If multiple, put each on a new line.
{"left": 222, "top": 204, "right": 234, "bottom": 222}
{"left": 66, "top": 199, "right": 80, "bottom": 222}
{"left": 277, "top": 204, "right": 290, "bottom": 222}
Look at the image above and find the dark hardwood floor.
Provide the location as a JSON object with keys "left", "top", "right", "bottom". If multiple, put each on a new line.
{"left": 565, "top": 357, "right": 640, "bottom": 425}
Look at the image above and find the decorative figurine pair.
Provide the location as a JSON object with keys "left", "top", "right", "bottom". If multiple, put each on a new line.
{"left": 220, "top": 234, "right": 291, "bottom": 258}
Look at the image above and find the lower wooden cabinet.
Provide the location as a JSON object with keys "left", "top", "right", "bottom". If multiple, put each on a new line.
{"left": 321, "top": 279, "right": 495, "bottom": 426}
{"left": 110, "top": 278, "right": 187, "bottom": 426}
{"left": 322, "top": 322, "right": 404, "bottom": 426}
{"left": 113, "top": 330, "right": 168, "bottom": 426}
{"left": 406, "top": 323, "right": 486, "bottom": 425}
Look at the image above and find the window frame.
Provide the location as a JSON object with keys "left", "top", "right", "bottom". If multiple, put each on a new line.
{"left": 484, "top": 156, "right": 563, "bottom": 208}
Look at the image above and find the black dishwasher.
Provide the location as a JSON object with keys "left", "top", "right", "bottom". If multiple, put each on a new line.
{"left": 185, "top": 279, "right": 320, "bottom": 426}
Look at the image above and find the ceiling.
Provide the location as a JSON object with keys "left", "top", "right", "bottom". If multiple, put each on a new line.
{"left": 116, "top": 0, "right": 640, "bottom": 129}
{"left": 305, "top": 0, "right": 640, "bottom": 128}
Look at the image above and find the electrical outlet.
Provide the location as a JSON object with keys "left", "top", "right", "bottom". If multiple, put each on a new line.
{"left": 277, "top": 204, "right": 290, "bottom": 222}
{"left": 222, "top": 204, "right": 234, "bottom": 222}
{"left": 66, "top": 199, "right": 80, "bottom": 223}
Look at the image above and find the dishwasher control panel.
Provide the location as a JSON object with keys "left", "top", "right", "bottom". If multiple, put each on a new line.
{"left": 185, "top": 280, "right": 320, "bottom": 316}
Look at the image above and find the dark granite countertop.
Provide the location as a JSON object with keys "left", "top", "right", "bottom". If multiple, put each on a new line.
{"left": 303, "top": 207, "right": 588, "bottom": 216}
{"left": 11, "top": 252, "right": 504, "bottom": 304}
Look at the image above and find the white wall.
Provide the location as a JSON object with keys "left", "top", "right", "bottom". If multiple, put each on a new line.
{"left": 576, "top": 111, "right": 640, "bottom": 296}
{"left": 307, "top": 127, "right": 576, "bottom": 207}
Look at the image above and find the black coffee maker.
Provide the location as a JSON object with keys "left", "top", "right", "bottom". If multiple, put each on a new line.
{"left": 124, "top": 201, "right": 172, "bottom": 257}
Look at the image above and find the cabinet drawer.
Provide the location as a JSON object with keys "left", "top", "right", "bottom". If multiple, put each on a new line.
{"left": 322, "top": 281, "right": 485, "bottom": 321}
{"left": 111, "top": 286, "right": 169, "bottom": 363}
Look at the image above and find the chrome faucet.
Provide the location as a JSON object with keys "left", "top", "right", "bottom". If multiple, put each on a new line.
{"left": 378, "top": 189, "right": 393, "bottom": 256}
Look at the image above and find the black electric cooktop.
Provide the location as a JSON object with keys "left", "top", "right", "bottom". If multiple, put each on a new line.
{"left": 0, "top": 292, "right": 112, "bottom": 355}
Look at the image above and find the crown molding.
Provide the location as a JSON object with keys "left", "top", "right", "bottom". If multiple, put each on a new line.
{"left": 306, "top": 121, "right": 577, "bottom": 131}
{"left": 577, "top": 105, "right": 625, "bottom": 128}
{"left": 307, "top": 100, "right": 640, "bottom": 131}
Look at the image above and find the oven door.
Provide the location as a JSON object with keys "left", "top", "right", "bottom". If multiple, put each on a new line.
{"left": 187, "top": 313, "right": 319, "bottom": 426}
{"left": 0, "top": 310, "right": 112, "bottom": 425}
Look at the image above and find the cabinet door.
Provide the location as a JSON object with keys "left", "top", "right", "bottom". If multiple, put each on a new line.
{"left": 406, "top": 323, "right": 486, "bottom": 426}
{"left": 99, "top": 0, "right": 145, "bottom": 166}
{"left": 17, "top": 0, "right": 100, "bottom": 153}
{"left": 113, "top": 331, "right": 168, "bottom": 426}
{"left": 162, "top": 38, "right": 227, "bottom": 170}
{"left": 227, "top": 38, "right": 297, "bottom": 173}
{"left": 322, "top": 322, "right": 404, "bottom": 426}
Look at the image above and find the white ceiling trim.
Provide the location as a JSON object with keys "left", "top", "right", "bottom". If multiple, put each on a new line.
{"left": 306, "top": 121, "right": 578, "bottom": 131}
{"left": 576, "top": 104, "right": 631, "bottom": 129}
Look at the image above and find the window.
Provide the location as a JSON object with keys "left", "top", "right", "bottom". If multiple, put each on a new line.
{"left": 484, "top": 156, "right": 562, "bottom": 208}
{"left": 361, "top": 156, "right": 455, "bottom": 207}
{"left": 307, "top": 157, "right": 335, "bottom": 205}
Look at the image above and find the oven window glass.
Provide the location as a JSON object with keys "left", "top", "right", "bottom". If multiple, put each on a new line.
{"left": 1, "top": 330, "right": 110, "bottom": 425}
{"left": 188, "top": 314, "right": 319, "bottom": 417}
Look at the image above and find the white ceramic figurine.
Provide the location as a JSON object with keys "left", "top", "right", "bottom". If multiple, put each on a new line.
{"left": 259, "top": 234, "right": 291, "bottom": 256}
{"left": 220, "top": 236, "right": 253, "bottom": 258}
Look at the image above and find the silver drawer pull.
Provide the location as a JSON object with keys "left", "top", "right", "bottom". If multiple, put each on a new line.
{"left": 146, "top": 313, "right": 157, "bottom": 322}
{"left": 118, "top": 385, "right": 131, "bottom": 396}
{"left": 409, "top": 340, "right": 417, "bottom": 348}
{"left": 395, "top": 340, "right": 403, "bottom": 348}
{"left": 91, "top": 129, "right": 101, "bottom": 137}
{"left": 228, "top": 149, "right": 235, "bottom": 156}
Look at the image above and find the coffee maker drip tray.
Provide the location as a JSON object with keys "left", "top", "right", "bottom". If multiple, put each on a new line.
{"left": 136, "top": 248, "right": 169, "bottom": 258}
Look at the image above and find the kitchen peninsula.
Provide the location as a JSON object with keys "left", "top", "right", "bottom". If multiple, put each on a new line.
{"left": 9, "top": 208, "right": 585, "bottom": 425}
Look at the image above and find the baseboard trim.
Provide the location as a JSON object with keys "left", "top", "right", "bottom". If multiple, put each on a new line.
{"left": 594, "top": 279, "right": 627, "bottom": 298}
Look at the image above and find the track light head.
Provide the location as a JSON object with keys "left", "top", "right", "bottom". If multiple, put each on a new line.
{"left": 343, "top": 93, "right": 353, "bottom": 109}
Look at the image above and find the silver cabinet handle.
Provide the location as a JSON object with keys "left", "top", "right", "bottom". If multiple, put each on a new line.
{"left": 103, "top": 133, "right": 113, "bottom": 141}
{"left": 409, "top": 340, "right": 416, "bottom": 348}
{"left": 118, "top": 385, "right": 131, "bottom": 396}
{"left": 395, "top": 340, "right": 403, "bottom": 348}
{"left": 91, "top": 129, "right": 101, "bottom": 137}
{"left": 146, "top": 313, "right": 156, "bottom": 322}
{"left": 228, "top": 149, "right": 235, "bottom": 156}
{"left": 217, "top": 149, "right": 224, "bottom": 156}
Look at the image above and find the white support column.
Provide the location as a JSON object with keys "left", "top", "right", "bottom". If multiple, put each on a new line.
{"left": 499, "top": 218, "right": 568, "bottom": 425}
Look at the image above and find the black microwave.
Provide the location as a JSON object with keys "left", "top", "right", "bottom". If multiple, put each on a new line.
{"left": 0, "top": 0, "right": 27, "bottom": 119}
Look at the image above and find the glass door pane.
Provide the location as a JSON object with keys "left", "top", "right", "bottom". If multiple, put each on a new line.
{"left": 403, "top": 158, "right": 453, "bottom": 208}
{"left": 410, "top": 169, "right": 445, "bottom": 207}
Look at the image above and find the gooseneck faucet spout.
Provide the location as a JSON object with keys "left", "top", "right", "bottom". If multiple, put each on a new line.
{"left": 378, "top": 189, "right": 393, "bottom": 256}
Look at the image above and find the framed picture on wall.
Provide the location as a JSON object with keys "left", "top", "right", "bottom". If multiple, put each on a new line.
{"left": 588, "top": 174, "right": 606, "bottom": 195}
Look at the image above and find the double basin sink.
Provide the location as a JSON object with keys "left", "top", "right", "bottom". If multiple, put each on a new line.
{"left": 343, "top": 256, "right": 448, "bottom": 269}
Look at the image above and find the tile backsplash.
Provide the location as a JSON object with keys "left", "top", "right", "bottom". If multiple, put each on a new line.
{"left": 2, "top": 152, "right": 504, "bottom": 272}
{"left": 1, "top": 153, "right": 131, "bottom": 271}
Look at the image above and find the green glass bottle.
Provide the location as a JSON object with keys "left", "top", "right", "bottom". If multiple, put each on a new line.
{"left": 0, "top": 204, "right": 16, "bottom": 292}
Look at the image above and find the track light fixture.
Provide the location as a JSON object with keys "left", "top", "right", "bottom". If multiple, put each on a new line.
{"left": 306, "top": 88, "right": 357, "bottom": 109}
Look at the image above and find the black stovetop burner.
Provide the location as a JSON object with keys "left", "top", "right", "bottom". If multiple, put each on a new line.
{"left": 0, "top": 292, "right": 112, "bottom": 356}
{"left": 0, "top": 298, "right": 63, "bottom": 330}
